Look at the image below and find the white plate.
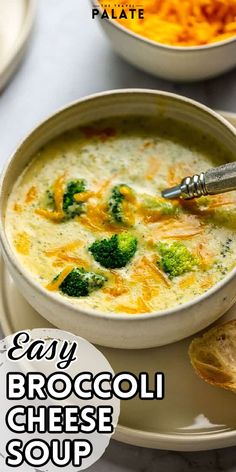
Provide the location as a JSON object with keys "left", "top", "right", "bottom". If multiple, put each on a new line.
{"left": 0, "top": 112, "right": 236, "bottom": 452}
{"left": 0, "top": 0, "right": 36, "bottom": 91}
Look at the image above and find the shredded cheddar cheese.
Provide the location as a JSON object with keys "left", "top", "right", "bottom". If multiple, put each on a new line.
{"left": 44, "top": 240, "right": 83, "bottom": 257}
{"left": 53, "top": 174, "right": 65, "bottom": 212}
{"left": 103, "top": 0, "right": 236, "bottom": 47}
{"left": 36, "top": 175, "right": 65, "bottom": 222}
{"left": 103, "top": 271, "right": 128, "bottom": 297}
{"left": 204, "top": 196, "right": 236, "bottom": 209}
{"left": 116, "top": 296, "right": 151, "bottom": 314}
{"left": 46, "top": 265, "right": 74, "bottom": 291}
{"left": 35, "top": 208, "right": 64, "bottom": 222}
{"left": 119, "top": 186, "right": 136, "bottom": 203}
{"left": 142, "top": 256, "right": 171, "bottom": 287}
{"left": 52, "top": 255, "right": 90, "bottom": 269}
{"left": 25, "top": 186, "right": 37, "bottom": 203}
{"left": 74, "top": 191, "right": 94, "bottom": 203}
{"left": 151, "top": 214, "right": 203, "bottom": 240}
{"left": 179, "top": 273, "right": 196, "bottom": 289}
{"left": 194, "top": 241, "right": 215, "bottom": 270}
{"left": 133, "top": 256, "right": 171, "bottom": 288}
{"left": 14, "top": 232, "right": 31, "bottom": 255}
{"left": 200, "top": 274, "right": 214, "bottom": 289}
{"left": 80, "top": 202, "right": 123, "bottom": 233}
{"left": 94, "top": 179, "right": 112, "bottom": 199}
{"left": 44, "top": 240, "right": 89, "bottom": 269}
{"left": 13, "top": 203, "right": 22, "bottom": 213}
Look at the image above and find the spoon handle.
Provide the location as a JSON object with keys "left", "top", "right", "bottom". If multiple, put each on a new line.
{"left": 162, "top": 161, "right": 236, "bottom": 200}
{"left": 205, "top": 162, "right": 236, "bottom": 195}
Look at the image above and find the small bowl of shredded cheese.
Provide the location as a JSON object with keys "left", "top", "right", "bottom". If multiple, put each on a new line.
{"left": 93, "top": 0, "right": 236, "bottom": 81}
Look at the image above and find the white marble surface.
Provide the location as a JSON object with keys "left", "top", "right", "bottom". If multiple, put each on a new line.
{"left": 0, "top": 0, "right": 236, "bottom": 470}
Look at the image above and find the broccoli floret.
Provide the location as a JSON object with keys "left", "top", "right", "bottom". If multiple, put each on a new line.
{"left": 57, "top": 268, "right": 106, "bottom": 297}
{"left": 63, "top": 179, "right": 87, "bottom": 218}
{"left": 157, "top": 242, "right": 196, "bottom": 278}
{"left": 141, "top": 194, "right": 178, "bottom": 217}
{"left": 89, "top": 232, "right": 137, "bottom": 269}
{"left": 108, "top": 184, "right": 135, "bottom": 225}
{"left": 43, "top": 179, "right": 87, "bottom": 219}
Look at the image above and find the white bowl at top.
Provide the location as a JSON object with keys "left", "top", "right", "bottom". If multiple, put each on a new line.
{"left": 92, "top": 1, "right": 236, "bottom": 82}
{"left": 1, "top": 89, "right": 236, "bottom": 349}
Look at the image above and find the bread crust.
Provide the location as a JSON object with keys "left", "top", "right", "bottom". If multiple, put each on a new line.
{"left": 189, "top": 320, "right": 236, "bottom": 393}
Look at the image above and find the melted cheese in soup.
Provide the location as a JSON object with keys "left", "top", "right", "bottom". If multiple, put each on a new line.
{"left": 5, "top": 117, "right": 236, "bottom": 314}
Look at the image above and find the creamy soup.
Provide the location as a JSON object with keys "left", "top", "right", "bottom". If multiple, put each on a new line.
{"left": 5, "top": 117, "right": 236, "bottom": 314}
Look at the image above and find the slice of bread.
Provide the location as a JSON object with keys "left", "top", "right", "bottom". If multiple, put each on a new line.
{"left": 189, "top": 320, "right": 236, "bottom": 393}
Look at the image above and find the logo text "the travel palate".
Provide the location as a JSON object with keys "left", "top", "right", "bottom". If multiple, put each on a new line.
{"left": 92, "top": 3, "right": 144, "bottom": 20}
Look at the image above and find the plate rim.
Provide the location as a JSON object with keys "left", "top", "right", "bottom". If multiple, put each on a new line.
{"left": 0, "top": 0, "right": 36, "bottom": 92}
{"left": 0, "top": 110, "right": 236, "bottom": 451}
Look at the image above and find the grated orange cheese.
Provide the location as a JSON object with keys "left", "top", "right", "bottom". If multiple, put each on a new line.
{"left": 151, "top": 214, "right": 203, "bottom": 240}
{"left": 25, "top": 186, "right": 37, "bottom": 203}
{"left": 119, "top": 186, "right": 136, "bottom": 203}
{"left": 44, "top": 240, "right": 89, "bottom": 268}
{"left": 52, "top": 255, "right": 90, "bottom": 269}
{"left": 103, "top": 0, "right": 236, "bottom": 47}
{"left": 80, "top": 203, "right": 123, "bottom": 233}
{"left": 162, "top": 230, "right": 203, "bottom": 239}
{"left": 122, "top": 200, "right": 136, "bottom": 226}
{"left": 142, "top": 255, "right": 171, "bottom": 287}
{"left": 35, "top": 208, "right": 64, "bottom": 222}
{"left": 182, "top": 194, "right": 236, "bottom": 217}
{"left": 179, "top": 273, "right": 196, "bottom": 289}
{"left": 53, "top": 174, "right": 65, "bottom": 212}
{"left": 132, "top": 263, "right": 160, "bottom": 300}
{"left": 133, "top": 255, "right": 171, "bottom": 288}
{"left": 44, "top": 240, "right": 83, "bottom": 257}
{"left": 74, "top": 191, "right": 94, "bottom": 203}
{"left": 194, "top": 241, "right": 215, "bottom": 270}
{"left": 46, "top": 265, "right": 74, "bottom": 291}
{"left": 13, "top": 203, "right": 22, "bottom": 213}
{"left": 167, "top": 163, "right": 195, "bottom": 187}
{"left": 14, "top": 232, "right": 31, "bottom": 255}
{"left": 116, "top": 296, "right": 151, "bottom": 314}
{"left": 200, "top": 274, "right": 214, "bottom": 290}
{"left": 94, "top": 177, "right": 115, "bottom": 199}
{"left": 36, "top": 175, "right": 65, "bottom": 222}
{"left": 103, "top": 271, "right": 128, "bottom": 297}
{"left": 204, "top": 194, "right": 236, "bottom": 210}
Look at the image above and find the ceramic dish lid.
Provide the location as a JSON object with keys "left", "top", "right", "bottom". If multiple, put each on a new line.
{"left": 0, "top": 0, "right": 36, "bottom": 91}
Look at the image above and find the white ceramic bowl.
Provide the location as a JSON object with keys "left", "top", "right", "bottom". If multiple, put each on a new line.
{"left": 1, "top": 89, "right": 236, "bottom": 349}
{"left": 93, "top": 2, "right": 236, "bottom": 82}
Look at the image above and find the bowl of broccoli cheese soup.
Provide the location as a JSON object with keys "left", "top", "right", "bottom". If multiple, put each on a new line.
{"left": 1, "top": 90, "right": 236, "bottom": 349}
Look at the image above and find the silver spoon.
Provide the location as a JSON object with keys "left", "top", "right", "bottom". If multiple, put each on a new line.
{"left": 162, "top": 162, "right": 236, "bottom": 200}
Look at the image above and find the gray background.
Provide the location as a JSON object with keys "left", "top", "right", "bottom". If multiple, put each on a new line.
{"left": 0, "top": 0, "right": 236, "bottom": 470}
